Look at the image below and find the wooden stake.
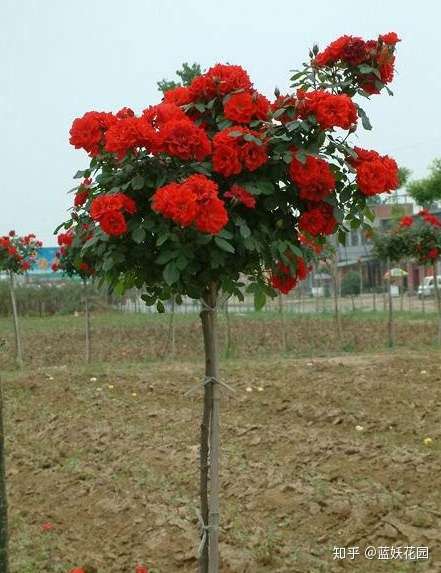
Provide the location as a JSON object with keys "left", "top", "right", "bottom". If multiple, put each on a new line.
{"left": 84, "top": 280, "right": 91, "bottom": 364}
{"left": 168, "top": 296, "right": 176, "bottom": 358}
{"left": 278, "top": 293, "right": 288, "bottom": 352}
{"left": 432, "top": 262, "right": 441, "bottom": 344}
{"left": 8, "top": 273, "right": 23, "bottom": 369}
{"left": 387, "top": 258, "right": 394, "bottom": 348}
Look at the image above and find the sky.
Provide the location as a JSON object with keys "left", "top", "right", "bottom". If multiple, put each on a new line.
{"left": 1, "top": 0, "right": 440, "bottom": 245}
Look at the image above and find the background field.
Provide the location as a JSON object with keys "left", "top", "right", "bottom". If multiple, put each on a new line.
{"left": 1, "top": 310, "right": 441, "bottom": 572}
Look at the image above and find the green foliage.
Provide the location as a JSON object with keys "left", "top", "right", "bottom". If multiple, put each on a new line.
{"left": 408, "top": 158, "right": 441, "bottom": 207}
{"left": 157, "top": 62, "right": 202, "bottom": 94}
{"left": 0, "top": 281, "right": 117, "bottom": 317}
{"left": 398, "top": 166, "right": 412, "bottom": 188}
{"left": 60, "top": 45, "right": 399, "bottom": 309}
{"left": 341, "top": 271, "right": 361, "bottom": 296}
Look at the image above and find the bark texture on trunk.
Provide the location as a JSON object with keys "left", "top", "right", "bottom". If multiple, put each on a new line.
{"left": 199, "top": 283, "right": 220, "bottom": 573}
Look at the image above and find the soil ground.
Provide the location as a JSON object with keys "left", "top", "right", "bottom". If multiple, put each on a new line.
{"left": 1, "top": 312, "right": 441, "bottom": 572}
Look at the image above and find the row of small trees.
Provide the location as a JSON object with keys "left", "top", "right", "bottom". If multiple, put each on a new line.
{"left": 374, "top": 210, "right": 441, "bottom": 346}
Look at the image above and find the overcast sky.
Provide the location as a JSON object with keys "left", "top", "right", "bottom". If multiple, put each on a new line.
{"left": 1, "top": 0, "right": 440, "bottom": 244}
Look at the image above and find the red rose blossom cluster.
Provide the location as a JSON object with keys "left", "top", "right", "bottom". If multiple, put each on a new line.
{"left": 299, "top": 202, "right": 336, "bottom": 236}
{"left": 223, "top": 91, "right": 270, "bottom": 124}
{"left": 296, "top": 90, "right": 357, "bottom": 130}
{"left": 0, "top": 232, "right": 41, "bottom": 274}
{"left": 399, "top": 215, "right": 413, "bottom": 228}
{"left": 212, "top": 127, "right": 268, "bottom": 177}
{"left": 349, "top": 147, "right": 398, "bottom": 196}
{"left": 314, "top": 32, "right": 400, "bottom": 95}
{"left": 152, "top": 174, "right": 228, "bottom": 234}
{"left": 289, "top": 154, "right": 336, "bottom": 201}
{"left": 90, "top": 193, "right": 137, "bottom": 236}
{"left": 224, "top": 184, "right": 256, "bottom": 209}
{"left": 419, "top": 209, "right": 441, "bottom": 228}
{"left": 270, "top": 257, "right": 310, "bottom": 294}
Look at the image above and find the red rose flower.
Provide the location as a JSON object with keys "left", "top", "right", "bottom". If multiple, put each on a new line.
{"left": 240, "top": 141, "right": 268, "bottom": 171}
{"left": 142, "top": 103, "right": 188, "bottom": 129}
{"left": 380, "top": 32, "right": 400, "bottom": 45}
{"left": 399, "top": 215, "right": 413, "bottom": 227}
{"left": 299, "top": 203, "right": 336, "bottom": 236}
{"left": 297, "top": 90, "right": 357, "bottom": 130}
{"left": 212, "top": 144, "right": 242, "bottom": 177}
{"left": 190, "top": 64, "right": 252, "bottom": 101}
{"left": 105, "top": 117, "right": 158, "bottom": 159}
{"left": 158, "top": 119, "right": 211, "bottom": 161}
{"left": 99, "top": 210, "right": 127, "bottom": 236}
{"left": 349, "top": 147, "right": 398, "bottom": 196}
{"left": 224, "top": 184, "right": 256, "bottom": 208}
{"left": 270, "top": 257, "right": 310, "bottom": 294}
{"left": 224, "top": 91, "right": 270, "bottom": 124}
{"left": 57, "top": 231, "right": 74, "bottom": 247}
{"left": 152, "top": 175, "right": 228, "bottom": 235}
{"left": 74, "top": 190, "right": 89, "bottom": 208}
{"left": 289, "top": 154, "right": 335, "bottom": 201}
{"left": 69, "top": 111, "right": 117, "bottom": 156}
{"left": 315, "top": 35, "right": 368, "bottom": 67}
{"left": 427, "top": 247, "right": 439, "bottom": 261}
{"left": 116, "top": 107, "right": 135, "bottom": 119}
{"left": 163, "top": 86, "right": 192, "bottom": 106}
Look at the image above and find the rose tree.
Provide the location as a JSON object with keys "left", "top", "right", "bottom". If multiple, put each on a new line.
{"left": 399, "top": 212, "right": 441, "bottom": 341}
{"left": 0, "top": 231, "right": 42, "bottom": 368}
{"left": 58, "top": 32, "right": 399, "bottom": 572}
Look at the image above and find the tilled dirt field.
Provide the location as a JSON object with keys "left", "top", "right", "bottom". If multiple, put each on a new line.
{"left": 0, "top": 311, "right": 440, "bottom": 370}
{"left": 3, "top": 349, "right": 441, "bottom": 572}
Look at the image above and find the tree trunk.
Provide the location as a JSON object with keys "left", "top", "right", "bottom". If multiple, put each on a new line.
{"left": 84, "top": 280, "right": 91, "bottom": 364}
{"left": 387, "top": 258, "right": 394, "bottom": 348}
{"left": 332, "top": 260, "right": 342, "bottom": 342}
{"left": 432, "top": 262, "right": 441, "bottom": 344}
{"left": 278, "top": 293, "right": 288, "bottom": 352}
{"left": 199, "top": 283, "right": 220, "bottom": 573}
{"left": 8, "top": 273, "right": 23, "bottom": 369}
{"left": 224, "top": 299, "right": 232, "bottom": 358}
{"left": 0, "top": 379, "right": 9, "bottom": 573}
{"left": 168, "top": 297, "right": 176, "bottom": 358}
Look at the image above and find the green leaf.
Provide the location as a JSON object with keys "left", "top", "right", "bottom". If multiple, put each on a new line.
{"left": 214, "top": 237, "right": 235, "bottom": 253}
{"left": 156, "top": 250, "right": 177, "bottom": 264}
{"left": 141, "top": 294, "right": 156, "bottom": 306}
{"left": 132, "top": 227, "right": 146, "bottom": 244}
{"left": 163, "top": 261, "right": 179, "bottom": 285}
{"left": 156, "top": 233, "right": 169, "bottom": 246}
{"left": 195, "top": 103, "right": 205, "bottom": 113}
{"left": 239, "top": 221, "right": 251, "bottom": 239}
{"left": 73, "top": 170, "right": 88, "bottom": 179}
{"left": 132, "top": 174, "right": 145, "bottom": 190}
{"left": 156, "top": 300, "right": 166, "bottom": 313}
{"left": 254, "top": 289, "right": 266, "bottom": 310}
{"left": 357, "top": 107, "right": 372, "bottom": 131}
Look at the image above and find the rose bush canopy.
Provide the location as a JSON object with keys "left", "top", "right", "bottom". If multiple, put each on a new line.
{"left": 58, "top": 32, "right": 400, "bottom": 308}
{"left": 375, "top": 210, "right": 441, "bottom": 265}
{"left": 0, "top": 231, "right": 42, "bottom": 274}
